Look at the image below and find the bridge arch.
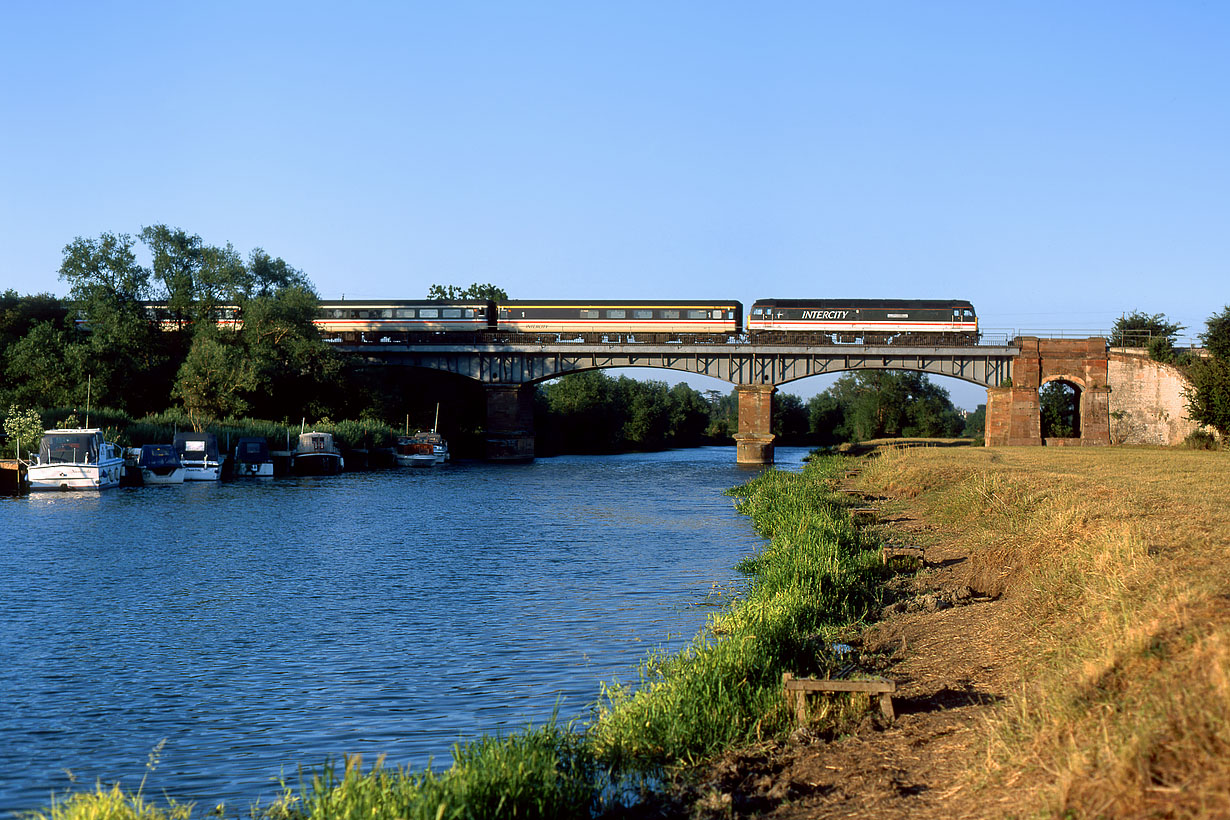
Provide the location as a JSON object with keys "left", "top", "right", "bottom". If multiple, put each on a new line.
{"left": 986, "top": 338, "right": 1111, "bottom": 446}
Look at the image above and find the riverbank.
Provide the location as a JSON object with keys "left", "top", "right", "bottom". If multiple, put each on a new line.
{"left": 676, "top": 445, "right": 1230, "bottom": 819}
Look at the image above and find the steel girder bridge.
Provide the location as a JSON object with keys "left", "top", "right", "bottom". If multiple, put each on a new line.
{"left": 339, "top": 341, "right": 1018, "bottom": 464}
{"left": 339, "top": 342, "right": 1018, "bottom": 389}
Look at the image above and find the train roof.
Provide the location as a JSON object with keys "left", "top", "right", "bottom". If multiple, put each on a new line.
{"left": 751, "top": 298, "right": 974, "bottom": 310}
{"left": 316, "top": 299, "right": 493, "bottom": 307}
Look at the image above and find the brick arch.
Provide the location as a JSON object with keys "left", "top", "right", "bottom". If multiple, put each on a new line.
{"left": 985, "top": 338, "right": 1111, "bottom": 446}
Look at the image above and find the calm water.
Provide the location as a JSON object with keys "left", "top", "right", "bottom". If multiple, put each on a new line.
{"left": 0, "top": 446, "right": 808, "bottom": 813}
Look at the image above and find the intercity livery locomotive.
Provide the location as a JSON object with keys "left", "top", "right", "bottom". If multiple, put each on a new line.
{"left": 141, "top": 297, "right": 978, "bottom": 345}
{"left": 747, "top": 299, "right": 978, "bottom": 345}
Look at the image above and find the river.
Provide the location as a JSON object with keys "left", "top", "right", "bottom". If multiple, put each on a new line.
{"left": 0, "top": 446, "right": 809, "bottom": 813}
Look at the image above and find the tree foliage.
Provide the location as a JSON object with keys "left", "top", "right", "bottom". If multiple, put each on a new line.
{"left": 1184, "top": 305, "right": 1230, "bottom": 436}
{"left": 4, "top": 404, "right": 44, "bottom": 458}
{"left": 536, "top": 371, "right": 713, "bottom": 454}
{"left": 1040, "top": 381, "right": 1079, "bottom": 438}
{"left": 810, "top": 371, "right": 965, "bottom": 442}
{"left": 1110, "top": 311, "right": 1184, "bottom": 348}
{"left": 427, "top": 283, "right": 509, "bottom": 301}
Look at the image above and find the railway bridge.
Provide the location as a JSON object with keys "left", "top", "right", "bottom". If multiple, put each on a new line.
{"left": 338, "top": 338, "right": 1100, "bottom": 463}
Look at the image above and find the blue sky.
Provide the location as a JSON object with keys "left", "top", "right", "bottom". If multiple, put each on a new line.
{"left": 2, "top": 2, "right": 1227, "bottom": 408}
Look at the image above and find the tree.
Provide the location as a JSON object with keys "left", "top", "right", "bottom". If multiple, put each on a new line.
{"left": 427, "top": 283, "right": 509, "bottom": 301}
{"left": 1184, "top": 306, "right": 1230, "bottom": 436}
{"left": 772, "top": 392, "right": 810, "bottom": 442}
{"left": 963, "top": 405, "right": 987, "bottom": 439}
{"left": 59, "top": 233, "right": 168, "bottom": 413}
{"left": 172, "top": 326, "right": 257, "bottom": 426}
{"left": 1040, "top": 382, "right": 1078, "bottom": 438}
{"left": 4, "top": 405, "right": 44, "bottom": 459}
{"left": 1110, "top": 311, "right": 1184, "bottom": 348}
{"left": 1200, "top": 305, "right": 1230, "bottom": 359}
{"left": 666, "top": 382, "right": 711, "bottom": 447}
{"left": 3, "top": 321, "right": 83, "bottom": 408}
{"left": 140, "top": 225, "right": 248, "bottom": 327}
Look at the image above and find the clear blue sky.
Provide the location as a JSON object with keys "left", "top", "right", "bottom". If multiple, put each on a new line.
{"left": 3, "top": 2, "right": 1227, "bottom": 408}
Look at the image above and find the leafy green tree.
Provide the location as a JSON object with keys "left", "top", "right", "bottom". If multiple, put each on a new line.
{"left": 240, "top": 284, "right": 341, "bottom": 421}
{"left": 3, "top": 321, "right": 83, "bottom": 408}
{"left": 623, "top": 379, "right": 671, "bottom": 449}
{"left": 1110, "top": 311, "right": 1184, "bottom": 348}
{"left": 4, "top": 404, "right": 44, "bottom": 459}
{"left": 963, "top": 404, "right": 987, "bottom": 439}
{"left": 1040, "top": 381, "right": 1078, "bottom": 437}
{"left": 807, "top": 393, "right": 846, "bottom": 445}
{"left": 172, "top": 326, "right": 258, "bottom": 426}
{"left": 140, "top": 225, "right": 248, "bottom": 327}
{"left": 811, "top": 371, "right": 964, "bottom": 442}
{"left": 666, "top": 383, "right": 711, "bottom": 447}
{"left": 1184, "top": 306, "right": 1230, "bottom": 436}
{"left": 58, "top": 233, "right": 168, "bottom": 413}
{"left": 772, "top": 392, "right": 809, "bottom": 442}
{"left": 427, "top": 283, "right": 509, "bottom": 301}
{"left": 0, "top": 290, "right": 70, "bottom": 352}
{"left": 1200, "top": 305, "right": 1230, "bottom": 359}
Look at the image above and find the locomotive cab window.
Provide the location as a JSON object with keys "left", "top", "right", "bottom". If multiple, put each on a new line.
{"left": 963, "top": 309, "right": 975, "bottom": 319}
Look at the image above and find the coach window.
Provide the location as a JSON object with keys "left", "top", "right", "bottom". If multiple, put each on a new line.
{"left": 661, "top": 310, "right": 679, "bottom": 319}
{"left": 464, "top": 309, "right": 475, "bottom": 318}
{"left": 581, "top": 309, "right": 599, "bottom": 319}
{"left": 633, "top": 310, "right": 653, "bottom": 319}
{"left": 606, "top": 309, "right": 626, "bottom": 319}
{"left": 443, "top": 309, "right": 462, "bottom": 318}
{"left": 420, "top": 308, "right": 439, "bottom": 319}
{"left": 395, "top": 309, "right": 414, "bottom": 318}
{"left": 688, "top": 310, "right": 707, "bottom": 319}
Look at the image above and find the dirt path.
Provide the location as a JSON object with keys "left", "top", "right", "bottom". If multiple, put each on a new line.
{"left": 678, "top": 486, "right": 1029, "bottom": 819}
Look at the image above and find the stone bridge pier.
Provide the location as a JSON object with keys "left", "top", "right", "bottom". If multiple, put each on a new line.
{"left": 734, "top": 384, "right": 776, "bottom": 465}
{"left": 986, "top": 337, "right": 1111, "bottom": 446}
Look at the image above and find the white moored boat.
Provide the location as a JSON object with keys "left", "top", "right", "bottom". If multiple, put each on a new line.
{"left": 174, "top": 432, "right": 222, "bottom": 480}
{"left": 232, "top": 437, "right": 274, "bottom": 477}
{"left": 135, "top": 444, "right": 185, "bottom": 485}
{"left": 28, "top": 429, "right": 125, "bottom": 491}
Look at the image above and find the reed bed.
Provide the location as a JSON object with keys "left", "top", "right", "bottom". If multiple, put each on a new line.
{"left": 589, "top": 457, "right": 886, "bottom": 773}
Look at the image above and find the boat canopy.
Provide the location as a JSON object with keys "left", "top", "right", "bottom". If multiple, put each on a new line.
{"left": 235, "top": 437, "right": 271, "bottom": 462}
{"left": 39, "top": 430, "right": 102, "bottom": 464}
{"left": 138, "top": 444, "right": 181, "bottom": 469}
{"left": 296, "top": 431, "right": 337, "bottom": 453}
{"left": 174, "top": 432, "right": 219, "bottom": 460}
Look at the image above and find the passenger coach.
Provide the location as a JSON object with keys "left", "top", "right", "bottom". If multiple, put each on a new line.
{"left": 748, "top": 299, "right": 978, "bottom": 345}
{"left": 494, "top": 300, "right": 742, "bottom": 343}
{"left": 314, "top": 300, "right": 493, "bottom": 343}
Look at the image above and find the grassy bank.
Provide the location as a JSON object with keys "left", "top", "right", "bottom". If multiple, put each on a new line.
{"left": 27, "top": 457, "right": 890, "bottom": 820}
{"left": 856, "top": 445, "right": 1230, "bottom": 818}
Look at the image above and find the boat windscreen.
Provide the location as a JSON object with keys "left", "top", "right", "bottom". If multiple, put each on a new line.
{"left": 174, "top": 433, "right": 219, "bottom": 459}
{"left": 139, "top": 445, "right": 181, "bottom": 468}
{"left": 235, "top": 438, "right": 270, "bottom": 461}
{"left": 39, "top": 433, "right": 100, "bottom": 464}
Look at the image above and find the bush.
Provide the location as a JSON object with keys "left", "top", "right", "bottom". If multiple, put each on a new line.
{"left": 1182, "top": 430, "right": 1221, "bottom": 450}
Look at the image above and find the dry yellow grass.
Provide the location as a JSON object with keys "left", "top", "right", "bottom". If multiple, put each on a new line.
{"left": 858, "top": 445, "right": 1230, "bottom": 819}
